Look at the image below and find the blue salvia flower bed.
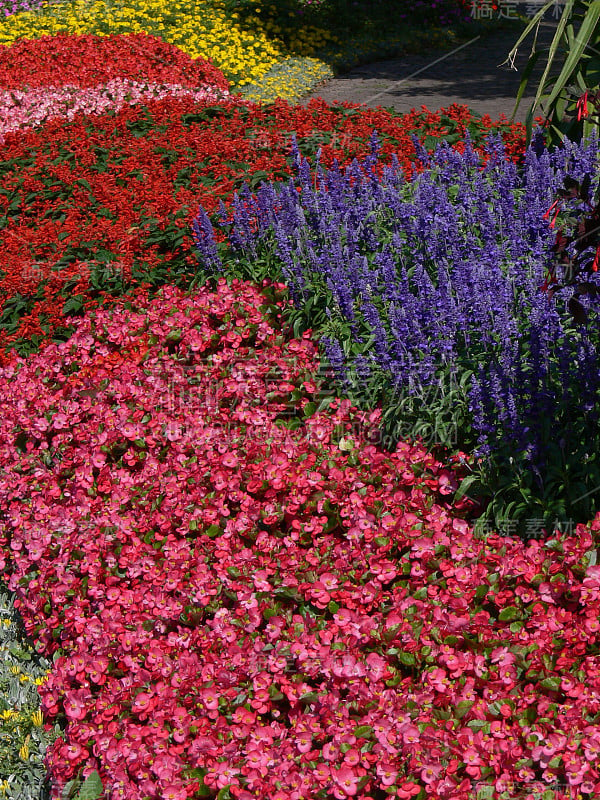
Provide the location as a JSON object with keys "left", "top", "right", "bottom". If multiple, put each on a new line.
{"left": 193, "top": 130, "right": 600, "bottom": 536}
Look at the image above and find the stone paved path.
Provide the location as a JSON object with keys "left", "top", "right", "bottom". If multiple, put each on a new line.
{"left": 301, "top": 20, "right": 559, "bottom": 123}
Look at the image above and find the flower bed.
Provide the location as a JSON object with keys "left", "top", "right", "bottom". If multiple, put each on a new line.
{"left": 1, "top": 278, "right": 600, "bottom": 800}
{"left": 3, "top": 9, "right": 598, "bottom": 800}
{"left": 0, "top": 32, "right": 230, "bottom": 91}
{"left": 0, "top": 89, "right": 527, "bottom": 363}
{"left": 196, "top": 130, "right": 600, "bottom": 532}
{"left": 0, "top": 0, "right": 285, "bottom": 88}
{"left": 0, "top": 32, "right": 231, "bottom": 139}
{"left": 0, "top": 0, "right": 498, "bottom": 102}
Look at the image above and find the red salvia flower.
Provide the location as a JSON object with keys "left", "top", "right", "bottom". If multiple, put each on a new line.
{"left": 577, "top": 91, "right": 589, "bottom": 122}
{"left": 543, "top": 199, "right": 561, "bottom": 229}
{"left": 592, "top": 243, "right": 600, "bottom": 272}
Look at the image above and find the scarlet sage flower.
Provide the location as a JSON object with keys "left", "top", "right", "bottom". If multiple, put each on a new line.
{"left": 577, "top": 91, "right": 589, "bottom": 121}
{"left": 542, "top": 199, "right": 561, "bottom": 228}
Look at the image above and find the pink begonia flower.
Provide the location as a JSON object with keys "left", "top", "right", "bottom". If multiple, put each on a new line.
{"left": 63, "top": 689, "right": 90, "bottom": 721}
{"left": 26, "top": 541, "right": 45, "bottom": 561}
{"left": 162, "top": 785, "right": 187, "bottom": 800}
{"left": 151, "top": 754, "right": 180, "bottom": 782}
{"left": 322, "top": 742, "right": 339, "bottom": 762}
{"left": 320, "top": 571, "right": 339, "bottom": 590}
{"left": 205, "top": 762, "right": 240, "bottom": 790}
{"left": 332, "top": 765, "right": 361, "bottom": 796}
{"left": 421, "top": 764, "right": 441, "bottom": 784}
{"left": 463, "top": 748, "right": 484, "bottom": 767}
{"left": 490, "top": 647, "right": 516, "bottom": 666}
{"left": 427, "top": 667, "right": 449, "bottom": 693}
{"left": 51, "top": 412, "right": 69, "bottom": 429}
{"left": 343, "top": 749, "right": 361, "bottom": 767}
{"left": 566, "top": 767, "right": 587, "bottom": 787}
{"left": 376, "top": 762, "right": 398, "bottom": 787}
{"left": 221, "top": 451, "right": 239, "bottom": 468}
{"left": 313, "top": 762, "right": 330, "bottom": 783}
{"left": 64, "top": 743, "right": 84, "bottom": 761}
{"left": 294, "top": 731, "right": 313, "bottom": 754}
{"left": 410, "top": 538, "right": 436, "bottom": 559}
{"left": 397, "top": 781, "right": 421, "bottom": 799}
{"left": 7, "top": 279, "right": 600, "bottom": 796}
{"left": 365, "top": 652, "right": 388, "bottom": 681}
{"left": 332, "top": 653, "right": 366, "bottom": 679}
{"left": 537, "top": 582, "right": 557, "bottom": 604}
{"left": 131, "top": 692, "right": 156, "bottom": 714}
{"left": 583, "top": 735, "right": 600, "bottom": 761}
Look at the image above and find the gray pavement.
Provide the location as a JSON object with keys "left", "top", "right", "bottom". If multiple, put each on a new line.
{"left": 301, "top": 21, "right": 559, "bottom": 123}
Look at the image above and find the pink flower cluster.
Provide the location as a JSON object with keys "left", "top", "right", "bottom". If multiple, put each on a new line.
{"left": 0, "top": 78, "right": 229, "bottom": 139}
{"left": 0, "top": 280, "right": 599, "bottom": 799}
{"left": 1, "top": 0, "right": 58, "bottom": 16}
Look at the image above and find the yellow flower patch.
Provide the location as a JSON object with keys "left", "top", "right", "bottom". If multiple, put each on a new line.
{"left": 240, "top": 55, "right": 334, "bottom": 103}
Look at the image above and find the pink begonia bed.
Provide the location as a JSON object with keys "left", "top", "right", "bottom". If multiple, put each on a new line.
{"left": 0, "top": 279, "right": 599, "bottom": 800}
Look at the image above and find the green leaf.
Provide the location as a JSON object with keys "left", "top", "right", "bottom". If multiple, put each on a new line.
{"left": 540, "top": 676, "right": 561, "bottom": 692}
{"left": 385, "top": 674, "right": 403, "bottom": 687}
{"left": 503, "top": 0, "right": 559, "bottom": 76}
{"left": 62, "top": 295, "right": 85, "bottom": 316}
{"left": 475, "top": 584, "right": 489, "bottom": 600}
{"left": 498, "top": 606, "right": 520, "bottom": 622}
{"left": 543, "top": 2, "right": 600, "bottom": 114}
{"left": 455, "top": 700, "right": 474, "bottom": 719}
{"left": 74, "top": 772, "right": 104, "bottom": 800}
{"left": 299, "top": 691, "right": 319, "bottom": 704}
{"left": 303, "top": 401, "right": 317, "bottom": 417}
{"left": 398, "top": 651, "right": 416, "bottom": 667}
{"left": 453, "top": 473, "right": 482, "bottom": 502}
{"left": 509, "top": 621, "right": 523, "bottom": 633}
{"left": 529, "top": 0, "right": 576, "bottom": 113}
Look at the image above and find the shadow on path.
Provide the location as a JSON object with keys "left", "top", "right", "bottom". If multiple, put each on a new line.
{"left": 301, "top": 21, "right": 560, "bottom": 122}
